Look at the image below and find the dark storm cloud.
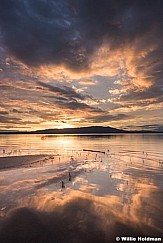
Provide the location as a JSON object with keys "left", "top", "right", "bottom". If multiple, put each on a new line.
{"left": 117, "top": 85, "right": 163, "bottom": 106}
{"left": 11, "top": 109, "right": 24, "bottom": 114}
{"left": 0, "top": 0, "right": 163, "bottom": 70}
{"left": 37, "top": 81, "right": 87, "bottom": 100}
{"left": 44, "top": 95, "right": 68, "bottom": 102}
{"left": 126, "top": 124, "right": 163, "bottom": 131}
{"left": 0, "top": 115, "right": 21, "bottom": 124}
{"left": 0, "top": 111, "right": 8, "bottom": 115}
{"left": 55, "top": 99, "right": 103, "bottom": 113}
{"left": 83, "top": 113, "right": 132, "bottom": 123}
{"left": 37, "top": 81, "right": 103, "bottom": 112}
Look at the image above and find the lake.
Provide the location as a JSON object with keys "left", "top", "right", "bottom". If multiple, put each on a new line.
{"left": 0, "top": 134, "right": 163, "bottom": 242}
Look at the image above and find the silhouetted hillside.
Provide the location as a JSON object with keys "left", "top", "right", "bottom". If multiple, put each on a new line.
{"left": 0, "top": 126, "right": 125, "bottom": 134}
{"left": 33, "top": 126, "right": 125, "bottom": 134}
{"left": 1, "top": 126, "right": 162, "bottom": 134}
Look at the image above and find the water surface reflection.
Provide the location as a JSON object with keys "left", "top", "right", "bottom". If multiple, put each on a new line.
{"left": 0, "top": 189, "right": 162, "bottom": 243}
{"left": 0, "top": 134, "right": 163, "bottom": 242}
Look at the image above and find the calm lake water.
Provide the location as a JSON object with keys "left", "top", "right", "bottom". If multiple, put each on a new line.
{"left": 0, "top": 134, "right": 163, "bottom": 242}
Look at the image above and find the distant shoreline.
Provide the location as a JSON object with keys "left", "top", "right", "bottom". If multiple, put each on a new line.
{"left": 0, "top": 132, "right": 163, "bottom": 134}
{"left": 0, "top": 126, "right": 163, "bottom": 134}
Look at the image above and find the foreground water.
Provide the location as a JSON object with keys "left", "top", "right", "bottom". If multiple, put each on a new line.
{"left": 0, "top": 134, "right": 163, "bottom": 242}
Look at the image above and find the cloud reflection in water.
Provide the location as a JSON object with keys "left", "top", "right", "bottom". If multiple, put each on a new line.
{"left": 0, "top": 136, "right": 163, "bottom": 242}
{"left": 0, "top": 189, "right": 162, "bottom": 243}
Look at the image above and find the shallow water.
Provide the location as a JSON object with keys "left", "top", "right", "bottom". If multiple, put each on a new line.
{"left": 0, "top": 134, "right": 163, "bottom": 242}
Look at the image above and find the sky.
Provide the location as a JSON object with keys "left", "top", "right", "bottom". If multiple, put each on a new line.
{"left": 0, "top": 0, "right": 163, "bottom": 131}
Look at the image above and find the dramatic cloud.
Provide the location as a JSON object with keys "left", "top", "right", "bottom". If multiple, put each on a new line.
{"left": 82, "top": 113, "right": 132, "bottom": 124}
{"left": 0, "top": 0, "right": 163, "bottom": 130}
{"left": 37, "top": 81, "right": 103, "bottom": 113}
{"left": 126, "top": 124, "right": 163, "bottom": 132}
{"left": 37, "top": 81, "right": 88, "bottom": 100}
{"left": 0, "top": 115, "right": 21, "bottom": 124}
{"left": 0, "top": 0, "right": 163, "bottom": 70}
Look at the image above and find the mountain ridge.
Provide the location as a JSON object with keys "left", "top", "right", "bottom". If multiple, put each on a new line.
{"left": 0, "top": 126, "right": 162, "bottom": 134}
{"left": 34, "top": 126, "right": 125, "bottom": 134}
{"left": 0, "top": 126, "right": 125, "bottom": 134}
